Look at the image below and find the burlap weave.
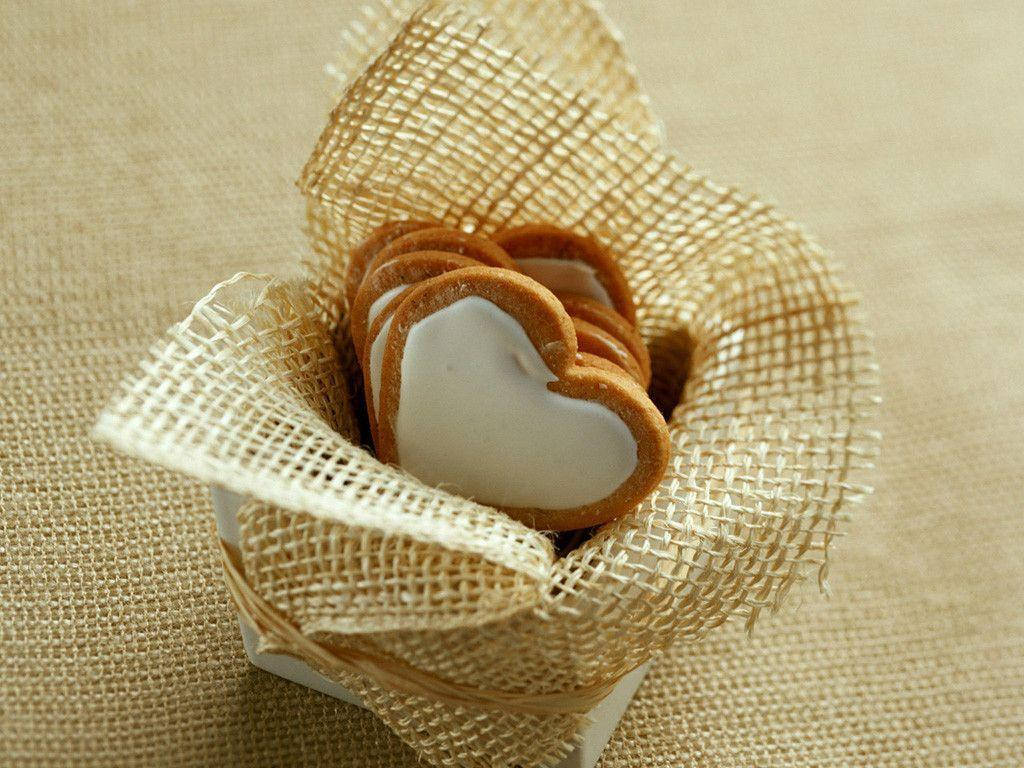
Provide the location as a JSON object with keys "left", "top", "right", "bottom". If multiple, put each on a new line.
{"left": 88, "top": 1, "right": 877, "bottom": 763}
{"left": 3, "top": 1, "right": 1023, "bottom": 766}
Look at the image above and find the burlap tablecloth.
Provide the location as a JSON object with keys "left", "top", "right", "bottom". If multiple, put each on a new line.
{"left": 3, "top": 1, "right": 1022, "bottom": 765}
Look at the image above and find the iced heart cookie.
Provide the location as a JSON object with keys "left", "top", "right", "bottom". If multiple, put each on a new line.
{"left": 362, "top": 286, "right": 415, "bottom": 445}
{"left": 366, "top": 227, "right": 517, "bottom": 277}
{"left": 344, "top": 220, "right": 433, "bottom": 308}
{"left": 368, "top": 319, "right": 641, "bottom": 449}
{"left": 364, "top": 294, "right": 644, "bottom": 449}
{"left": 375, "top": 267, "right": 670, "bottom": 530}
{"left": 558, "top": 292, "right": 652, "bottom": 387}
{"left": 492, "top": 224, "right": 636, "bottom": 324}
{"left": 571, "top": 317, "right": 645, "bottom": 387}
{"left": 350, "top": 251, "right": 483, "bottom": 357}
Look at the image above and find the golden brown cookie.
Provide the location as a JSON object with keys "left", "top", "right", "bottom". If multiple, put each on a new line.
{"left": 492, "top": 224, "right": 636, "bottom": 324}
{"left": 344, "top": 220, "right": 434, "bottom": 309}
{"left": 558, "top": 292, "right": 651, "bottom": 387}
{"left": 365, "top": 227, "right": 517, "bottom": 278}
{"left": 362, "top": 286, "right": 415, "bottom": 447}
{"left": 572, "top": 317, "right": 645, "bottom": 387}
{"left": 575, "top": 351, "right": 631, "bottom": 378}
{"left": 350, "top": 251, "right": 483, "bottom": 358}
{"left": 375, "top": 266, "right": 669, "bottom": 531}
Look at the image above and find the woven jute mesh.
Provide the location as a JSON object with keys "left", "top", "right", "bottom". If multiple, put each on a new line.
{"left": 93, "top": 1, "right": 879, "bottom": 765}
{"left": 324, "top": 0, "right": 660, "bottom": 141}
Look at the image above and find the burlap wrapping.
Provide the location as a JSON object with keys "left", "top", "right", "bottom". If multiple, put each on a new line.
{"left": 323, "top": 0, "right": 661, "bottom": 142}
{"left": 89, "top": 1, "right": 879, "bottom": 765}
{"left": 8, "top": 0, "right": 1024, "bottom": 766}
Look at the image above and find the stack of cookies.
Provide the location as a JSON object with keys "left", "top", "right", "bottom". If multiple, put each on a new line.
{"left": 346, "top": 222, "right": 670, "bottom": 530}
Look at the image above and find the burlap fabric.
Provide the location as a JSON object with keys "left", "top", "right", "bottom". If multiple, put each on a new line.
{"left": 2, "top": 1, "right": 1022, "bottom": 766}
{"left": 90, "top": 1, "right": 877, "bottom": 763}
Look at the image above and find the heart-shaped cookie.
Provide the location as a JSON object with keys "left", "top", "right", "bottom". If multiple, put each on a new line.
{"left": 492, "top": 224, "right": 636, "bottom": 324}
{"left": 350, "top": 251, "right": 484, "bottom": 357}
{"left": 375, "top": 267, "right": 669, "bottom": 530}
{"left": 575, "top": 351, "right": 633, "bottom": 378}
{"left": 364, "top": 291, "right": 642, "bottom": 449}
{"left": 556, "top": 292, "right": 652, "bottom": 386}
{"left": 366, "top": 227, "right": 517, "bottom": 276}
{"left": 344, "top": 220, "right": 434, "bottom": 308}
{"left": 571, "top": 317, "right": 645, "bottom": 386}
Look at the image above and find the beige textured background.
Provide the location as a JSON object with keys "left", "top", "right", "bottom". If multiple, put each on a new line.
{"left": 2, "top": 1, "right": 1022, "bottom": 765}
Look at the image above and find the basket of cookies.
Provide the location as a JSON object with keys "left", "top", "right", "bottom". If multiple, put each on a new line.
{"left": 94, "top": 1, "right": 880, "bottom": 766}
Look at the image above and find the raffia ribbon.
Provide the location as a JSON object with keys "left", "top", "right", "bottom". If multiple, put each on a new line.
{"left": 219, "top": 538, "right": 632, "bottom": 716}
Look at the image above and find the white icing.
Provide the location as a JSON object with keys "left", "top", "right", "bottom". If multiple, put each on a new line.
{"left": 368, "top": 315, "right": 393, "bottom": 419}
{"left": 392, "top": 296, "right": 637, "bottom": 509}
{"left": 366, "top": 284, "right": 408, "bottom": 329}
{"left": 515, "top": 257, "right": 614, "bottom": 308}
